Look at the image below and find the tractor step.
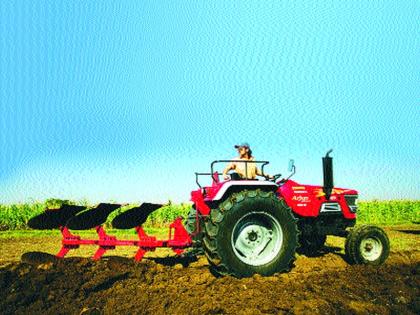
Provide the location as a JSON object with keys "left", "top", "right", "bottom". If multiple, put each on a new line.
{"left": 28, "top": 205, "right": 87, "bottom": 230}
{"left": 66, "top": 203, "right": 121, "bottom": 230}
{"left": 112, "top": 203, "right": 162, "bottom": 229}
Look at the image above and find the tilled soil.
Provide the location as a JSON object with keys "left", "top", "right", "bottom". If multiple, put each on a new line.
{"left": 0, "top": 249, "right": 419, "bottom": 315}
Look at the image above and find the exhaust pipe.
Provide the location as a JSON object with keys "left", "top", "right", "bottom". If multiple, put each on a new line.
{"left": 322, "top": 149, "right": 334, "bottom": 200}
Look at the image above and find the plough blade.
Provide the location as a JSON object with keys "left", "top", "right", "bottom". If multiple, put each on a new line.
{"left": 66, "top": 203, "right": 121, "bottom": 230}
{"left": 27, "top": 205, "right": 87, "bottom": 230}
{"left": 112, "top": 203, "right": 163, "bottom": 229}
{"left": 27, "top": 201, "right": 193, "bottom": 262}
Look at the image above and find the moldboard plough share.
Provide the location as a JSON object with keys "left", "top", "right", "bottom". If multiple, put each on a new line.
{"left": 28, "top": 150, "right": 390, "bottom": 278}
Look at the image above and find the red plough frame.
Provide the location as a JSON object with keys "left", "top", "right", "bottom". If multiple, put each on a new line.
{"left": 56, "top": 217, "right": 192, "bottom": 261}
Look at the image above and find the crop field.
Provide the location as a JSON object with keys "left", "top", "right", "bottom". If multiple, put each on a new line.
{"left": 0, "top": 199, "right": 419, "bottom": 314}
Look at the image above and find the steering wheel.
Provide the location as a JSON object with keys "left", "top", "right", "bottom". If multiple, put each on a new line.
{"left": 264, "top": 173, "right": 282, "bottom": 182}
{"left": 272, "top": 173, "right": 282, "bottom": 182}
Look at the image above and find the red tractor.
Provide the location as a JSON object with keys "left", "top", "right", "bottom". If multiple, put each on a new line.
{"left": 188, "top": 149, "right": 389, "bottom": 277}
{"left": 28, "top": 150, "right": 390, "bottom": 278}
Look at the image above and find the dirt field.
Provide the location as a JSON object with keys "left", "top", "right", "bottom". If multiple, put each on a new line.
{"left": 0, "top": 226, "right": 419, "bottom": 315}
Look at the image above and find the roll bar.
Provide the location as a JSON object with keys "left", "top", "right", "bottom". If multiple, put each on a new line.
{"left": 194, "top": 172, "right": 212, "bottom": 189}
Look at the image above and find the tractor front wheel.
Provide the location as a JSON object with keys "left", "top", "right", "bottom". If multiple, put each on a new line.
{"left": 203, "top": 190, "right": 298, "bottom": 278}
{"left": 345, "top": 225, "right": 390, "bottom": 265}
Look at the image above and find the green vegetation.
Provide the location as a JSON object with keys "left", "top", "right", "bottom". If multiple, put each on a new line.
{"left": 0, "top": 199, "right": 419, "bottom": 231}
{"left": 0, "top": 202, "right": 45, "bottom": 230}
{"left": 145, "top": 202, "right": 191, "bottom": 227}
{"left": 357, "top": 200, "right": 420, "bottom": 225}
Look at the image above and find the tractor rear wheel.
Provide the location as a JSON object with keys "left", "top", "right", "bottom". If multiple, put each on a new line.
{"left": 203, "top": 189, "right": 298, "bottom": 278}
{"left": 345, "top": 225, "right": 390, "bottom": 265}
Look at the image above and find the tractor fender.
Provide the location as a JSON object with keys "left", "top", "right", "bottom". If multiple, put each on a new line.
{"left": 207, "top": 181, "right": 278, "bottom": 208}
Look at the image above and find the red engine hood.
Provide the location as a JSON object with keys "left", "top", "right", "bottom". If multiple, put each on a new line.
{"left": 280, "top": 180, "right": 358, "bottom": 197}
{"left": 279, "top": 180, "right": 358, "bottom": 219}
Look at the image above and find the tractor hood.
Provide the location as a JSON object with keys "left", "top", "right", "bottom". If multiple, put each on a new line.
{"left": 279, "top": 179, "right": 358, "bottom": 219}
{"left": 280, "top": 180, "right": 358, "bottom": 198}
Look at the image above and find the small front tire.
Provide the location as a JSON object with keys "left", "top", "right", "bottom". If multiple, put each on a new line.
{"left": 345, "top": 225, "right": 390, "bottom": 265}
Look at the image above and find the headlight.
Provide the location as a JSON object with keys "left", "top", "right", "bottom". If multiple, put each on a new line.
{"left": 345, "top": 195, "right": 358, "bottom": 213}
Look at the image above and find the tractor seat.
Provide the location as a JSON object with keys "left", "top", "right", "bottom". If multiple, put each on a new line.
{"left": 112, "top": 203, "right": 163, "bottom": 229}
{"left": 66, "top": 203, "right": 121, "bottom": 230}
{"left": 28, "top": 205, "right": 87, "bottom": 230}
{"left": 229, "top": 172, "right": 244, "bottom": 181}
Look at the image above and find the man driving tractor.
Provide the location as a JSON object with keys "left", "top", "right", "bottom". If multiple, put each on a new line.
{"left": 223, "top": 142, "right": 273, "bottom": 180}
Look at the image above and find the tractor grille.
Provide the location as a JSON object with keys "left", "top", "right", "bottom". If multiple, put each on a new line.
{"left": 345, "top": 195, "right": 358, "bottom": 213}
{"left": 320, "top": 203, "right": 341, "bottom": 213}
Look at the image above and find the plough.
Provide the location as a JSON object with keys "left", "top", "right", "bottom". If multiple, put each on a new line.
{"left": 28, "top": 203, "right": 192, "bottom": 261}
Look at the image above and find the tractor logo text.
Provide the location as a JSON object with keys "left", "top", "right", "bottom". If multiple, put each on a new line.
{"left": 292, "top": 196, "right": 309, "bottom": 202}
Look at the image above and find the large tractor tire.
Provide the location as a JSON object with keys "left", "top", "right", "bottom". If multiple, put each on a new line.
{"left": 345, "top": 225, "right": 390, "bottom": 265}
{"left": 203, "top": 189, "right": 298, "bottom": 278}
{"left": 297, "top": 233, "right": 326, "bottom": 255}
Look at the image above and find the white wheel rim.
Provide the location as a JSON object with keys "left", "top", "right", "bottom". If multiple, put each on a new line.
{"left": 360, "top": 237, "right": 383, "bottom": 261}
{"left": 231, "top": 212, "right": 283, "bottom": 266}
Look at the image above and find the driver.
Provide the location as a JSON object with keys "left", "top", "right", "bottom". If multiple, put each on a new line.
{"left": 223, "top": 143, "right": 273, "bottom": 180}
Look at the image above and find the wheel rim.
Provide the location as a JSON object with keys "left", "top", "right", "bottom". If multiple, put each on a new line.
{"left": 360, "top": 237, "right": 383, "bottom": 261}
{"left": 231, "top": 212, "right": 283, "bottom": 266}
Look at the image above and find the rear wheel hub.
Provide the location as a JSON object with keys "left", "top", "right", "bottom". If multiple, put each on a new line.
{"left": 231, "top": 212, "right": 283, "bottom": 266}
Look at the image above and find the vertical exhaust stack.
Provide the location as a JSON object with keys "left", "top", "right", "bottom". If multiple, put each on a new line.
{"left": 322, "top": 149, "right": 334, "bottom": 200}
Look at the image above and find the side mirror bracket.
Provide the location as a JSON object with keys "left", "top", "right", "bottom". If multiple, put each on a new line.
{"left": 285, "top": 159, "right": 296, "bottom": 181}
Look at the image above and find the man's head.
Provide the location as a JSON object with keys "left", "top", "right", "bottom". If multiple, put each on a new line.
{"left": 234, "top": 142, "right": 252, "bottom": 158}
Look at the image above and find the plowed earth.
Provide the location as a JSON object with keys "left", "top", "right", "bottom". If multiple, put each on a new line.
{"left": 0, "top": 227, "right": 419, "bottom": 315}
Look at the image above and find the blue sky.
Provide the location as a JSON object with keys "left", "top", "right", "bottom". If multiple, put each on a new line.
{"left": 1, "top": 1, "right": 419, "bottom": 204}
